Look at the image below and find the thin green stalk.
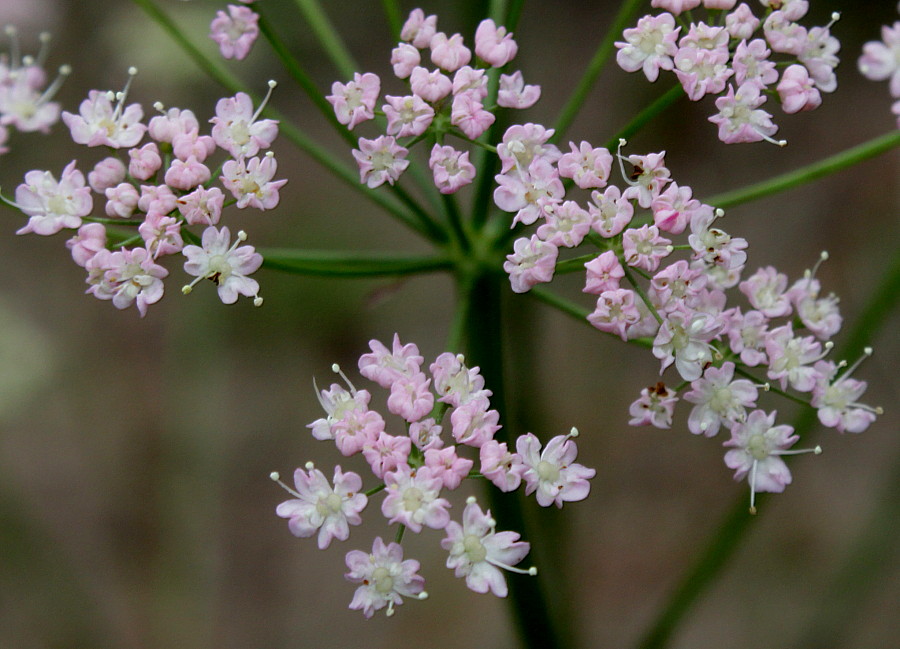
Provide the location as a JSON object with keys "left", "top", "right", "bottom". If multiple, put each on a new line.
{"left": 551, "top": 0, "right": 646, "bottom": 142}
{"left": 504, "top": 0, "right": 526, "bottom": 31}
{"left": 292, "top": 0, "right": 358, "bottom": 80}
{"left": 256, "top": 11, "right": 355, "bottom": 147}
{"left": 259, "top": 250, "right": 453, "bottom": 277}
{"left": 634, "top": 247, "right": 900, "bottom": 649}
{"left": 464, "top": 272, "right": 566, "bottom": 649}
{"left": 442, "top": 193, "right": 471, "bottom": 254}
{"left": 382, "top": 0, "right": 402, "bottom": 40}
{"left": 606, "top": 83, "right": 685, "bottom": 150}
{"left": 705, "top": 130, "right": 900, "bottom": 209}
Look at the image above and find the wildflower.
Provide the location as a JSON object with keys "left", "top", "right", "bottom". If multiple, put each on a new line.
{"left": 210, "top": 85, "right": 279, "bottom": 158}
{"left": 85, "top": 247, "right": 168, "bottom": 317}
{"left": 497, "top": 70, "right": 541, "bottom": 109}
{"left": 400, "top": 9, "right": 438, "bottom": 49}
{"left": 326, "top": 73, "right": 380, "bottom": 130}
{"left": 209, "top": 4, "right": 259, "bottom": 60}
{"left": 723, "top": 409, "right": 821, "bottom": 513}
{"left": 382, "top": 94, "right": 434, "bottom": 138}
{"left": 708, "top": 83, "right": 784, "bottom": 146}
{"left": 344, "top": 537, "right": 427, "bottom": 618}
{"left": 442, "top": 498, "right": 534, "bottom": 597}
{"left": 181, "top": 226, "right": 263, "bottom": 305}
{"left": 429, "top": 32, "right": 471, "bottom": 73}
{"left": 381, "top": 464, "right": 451, "bottom": 533}
{"left": 474, "top": 19, "right": 518, "bottom": 68}
{"left": 13, "top": 160, "right": 92, "bottom": 235}
{"left": 61, "top": 68, "right": 146, "bottom": 148}
{"left": 429, "top": 144, "right": 476, "bottom": 194}
{"left": 811, "top": 351, "right": 882, "bottom": 434}
{"left": 516, "top": 429, "right": 596, "bottom": 508}
{"left": 683, "top": 362, "right": 759, "bottom": 437}
{"left": 628, "top": 382, "right": 679, "bottom": 428}
{"left": 352, "top": 136, "right": 409, "bottom": 188}
{"left": 220, "top": 152, "right": 287, "bottom": 210}
{"left": 273, "top": 464, "right": 367, "bottom": 549}
{"left": 652, "top": 306, "right": 722, "bottom": 381}
{"left": 616, "top": 13, "right": 680, "bottom": 82}
{"left": 503, "top": 235, "right": 558, "bottom": 293}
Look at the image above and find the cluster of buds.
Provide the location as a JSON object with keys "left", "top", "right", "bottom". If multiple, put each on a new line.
{"left": 0, "top": 26, "right": 69, "bottom": 154}
{"left": 495, "top": 133, "right": 880, "bottom": 512}
{"left": 3, "top": 68, "right": 287, "bottom": 315}
{"left": 857, "top": 4, "right": 900, "bottom": 128}
{"left": 272, "top": 334, "right": 595, "bottom": 617}
{"left": 326, "top": 8, "right": 540, "bottom": 194}
{"left": 616, "top": 0, "right": 841, "bottom": 144}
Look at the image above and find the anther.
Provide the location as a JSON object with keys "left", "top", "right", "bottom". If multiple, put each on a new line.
{"left": 250, "top": 80, "right": 278, "bottom": 123}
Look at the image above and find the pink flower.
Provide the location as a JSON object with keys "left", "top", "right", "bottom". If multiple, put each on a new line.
{"left": 503, "top": 235, "right": 558, "bottom": 294}
{"left": 181, "top": 226, "right": 263, "bottom": 305}
{"left": 352, "top": 136, "right": 409, "bottom": 188}
{"left": 452, "top": 66, "right": 488, "bottom": 100}
{"left": 451, "top": 92, "right": 495, "bottom": 139}
{"left": 616, "top": 13, "right": 680, "bottom": 82}
{"left": 210, "top": 90, "right": 279, "bottom": 158}
{"left": 345, "top": 537, "right": 426, "bottom": 618}
{"left": 62, "top": 83, "right": 146, "bottom": 149}
{"left": 764, "top": 323, "right": 828, "bottom": 392}
{"left": 516, "top": 430, "right": 596, "bottom": 508}
{"left": 497, "top": 71, "right": 541, "bottom": 109}
{"left": 274, "top": 464, "right": 367, "bottom": 549}
{"left": 479, "top": 440, "right": 524, "bottom": 492}
{"left": 104, "top": 182, "right": 139, "bottom": 218}
{"left": 400, "top": 9, "right": 438, "bottom": 49}
{"left": 391, "top": 43, "right": 421, "bottom": 79}
{"left": 732, "top": 39, "right": 778, "bottom": 89}
{"left": 430, "top": 352, "right": 489, "bottom": 407}
{"left": 652, "top": 306, "right": 722, "bottom": 381}
{"left": 424, "top": 447, "right": 473, "bottom": 490}
{"left": 536, "top": 200, "right": 592, "bottom": 248}
{"left": 622, "top": 224, "right": 673, "bottom": 272}
{"left": 628, "top": 382, "right": 678, "bottom": 428}
{"left": 381, "top": 465, "right": 451, "bottom": 532}
{"left": 88, "top": 157, "right": 126, "bottom": 193}
{"left": 66, "top": 223, "right": 107, "bottom": 267}
{"left": 326, "top": 73, "right": 380, "bottom": 130}
{"left": 726, "top": 4, "right": 761, "bottom": 41}
{"left": 220, "top": 153, "right": 287, "bottom": 209}
{"left": 442, "top": 498, "right": 532, "bottom": 597}
{"left": 858, "top": 21, "right": 900, "bottom": 96}
{"left": 209, "top": 4, "right": 259, "bottom": 60}
{"left": 811, "top": 357, "right": 880, "bottom": 434}
{"left": 139, "top": 212, "right": 183, "bottom": 258}
{"left": 429, "top": 32, "right": 472, "bottom": 72}
{"left": 588, "top": 185, "right": 634, "bottom": 237}
{"left": 708, "top": 83, "right": 782, "bottom": 145}
{"left": 557, "top": 141, "right": 613, "bottom": 190}
{"left": 684, "top": 362, "right": 758, "bottom": 437}
{"left": 739, "top": 266, "right": 792, "bottom": 317}
{"left": 15, "top": 161, "right": 92, "bottom": 236}
{"left": 584, "top": 250, "right": 625, "bottom": 295}
{"left": 429, "top": 144, "right": 476, "bottom": 194}
{"left": 128, "top": 142, "right": 162, "bottom": 181}
{"left": 383, "top": 94, "right": 434, "bottom": 137}
{"left": 409, "top": 66, "right": 452, "bottom": 102}
{"left": 450, "top": 397, "right": 501, "bottom": 447}
{"left": 474, "top": 19, "right": 518, "bottom": 67}
{"left": 85, "top": 246, "right": 168, "bottom": 317}
{"left": 587, "top": 288, "right": 641, "bottom": 340}
{"left": 777, "top": 64, "right": 822, "bottom": 113}
{"left": 386, "top": 372, "right": 434, "bottom": 423}
{"left": 358, "top": 333, "right": 424, "bottom": 389}
{"left": 362, "top": 432, "right": 410, "bottom": 479}
{"left": 164, "top": 155, "right": 211, "bottom": 191}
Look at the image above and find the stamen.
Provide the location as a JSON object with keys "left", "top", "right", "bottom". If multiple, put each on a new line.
{"left": 0, "top": 186, "right": 29, "bottom": 211}
{"left": 331, "top": 363, "right": 358, "bottom": 394}
{"left": 837, "top": 346, "right": 872, "bottom": 382}
{"left": 270, "top": 470, "right": 303, "bottom": 499}
{"left": 486, "top": 556, "right": 539, "bottom": 576}
{"left": 775, "top": 445, "right": 822, "bottom": 457}
{"left": 5, "top": 25, "right": 20, "bottom": 68}
{"left": 615, "top": 138, "right": 638, "bottom": 187}
{"left": 804, "top": 250, "right": 829, "bottom": 281}
{"left": 250, "top": 80, "right": 278, "bottom": 123}
{"left": 153, "top": 101, "right": 166, "bottom": 113}
{"left": 825, "top": 12, "right": 840, "bottom": 30}
{"left": 567, "top": 427, "right": 579, "bottom": 439}
{"left": 36, "top": 31, "right": 51, "bottom": 67}
{"left": 112, "top": 66, "right": 138, "bottom": 121}
{"left": 36, "top": 64, "right": 71, "bottom": 106}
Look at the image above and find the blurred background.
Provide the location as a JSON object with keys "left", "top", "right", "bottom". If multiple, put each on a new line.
{"left": 0, "top": 1, "right": 897, "bottom": 648}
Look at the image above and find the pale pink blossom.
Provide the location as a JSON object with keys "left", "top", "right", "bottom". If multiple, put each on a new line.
{"left": 583, "top": 250, "right": 625, "bottom": 295}
{"left": 209, "top": 4, "right": 259, "bottom": 60}
{"left": 424, "top": 447, "right": 473, "bottom": 490}
{"left": 210, "top": 90, "right": 279, "bottom": 158}
{"left": 62, "top": 86, "right": 146, "bottom": 149}
{"left": 382, "top": 94, "right": 434, "bottom": 137}
{"left": 708, "top": 83, "right": 781, "bottom": 145}
{"left": 474, "top": 19, "right": 518, "bottom": 67}
{"left": 479, "top": 440, "right": 524, "bottom": 492}
{"left": 442, "top": 498, "right": 531, "bottom": 597}
{"left": 430, "top": 353, "right": 489, "bottom": 407}
{"left": 536, "top": 200, "right": 592, "bottom": 248}
{"left": 400, "top": 9, "right": 438, "bottom": 49}
{"left": 139, "top": 212, "right": 183, "bottom": 258}
{"left": 726, "top": 4, "right": 761, "bottom": 41}
{"left": 652, "top": 306, "right": 722, "bottom": 381}
{"left": 588, "top": 288, "right": 642, "bottom": 340}
{"left": 429, "top": 32, "right": 471, "bottom": 73}
{"left": 732, "top": 39, "right": 778, "bottom": 89}
{"left": 516, "top": 431, "right": 596, "bottom": 508}
{"left": 104, "top": 182, "right": 139, "bottom": 218}
{"left": 220, "top": 153, "right": 287, "bottom": 209}
{"left": 391, "top": 43, "right": 420, "bottom": 79}
{"left": 181, "top": 226, "right": 263, "bottom": 305}
{"left": 557, "top": 141, "right": 613, "bottom": 190}
{"left": 88, "top": 157, "right": 126, "bottom": 193}
{"left": 497, "top": 71, "right": 541, "bottom": 109}
{"left": 387, "top": 372, "right": 434, "bottom": 423}
{"left": 451, "top": 92, "right": 495, "bottom": 139}
{"left": 450, "top": 397, "right": 501, "bottom": 447}
{"left": 85, "top": 246, "right": 168, "bottom": 317}
{"left": 588, "top": 185, "right": 634, "bottom": 237}
{"left": 452, "top": 66, "right": 488, "bottom": 100}
{"left": 345, "top": 537, "right": 426, "bottom": 618}
{"left": 811, "top": 358, "right": 879, "bottom": 434}
{"left": 274, "top": 465, "right": 367, "bottom": 549}
{"left": 503, "top": 235, "right": 558, "bottom": 293}
{"left": 739, "top": 266, "right": 792, "bottom": 317}
{"left": 381, "top": 465, "right": 451, "bottom": 532}
{"left": 15, "top": 160, "right": 92, "bottom": 235}
{"left": 128, "top": 142, "right": 162, "bottom": 181}
{"left": 629, "top": 382, "right": 678, "bottom": 428}
{"left": 684, "top": 362, "right": 758, "bottom": 437}
{"left": 138, "top": 184, "right": 177, "bottom": 215}
{"left": 764, "top": 323, "right": 828, "bottom": 392}
{"left": 858, "top": 21, "right": 900, "bottom": 96}
{"left": 623, "top": 224, "right": 673, "bottom": 272}
{"left": 176, "top": 186, "right": 223, "bottom": 227}
{"left": 66, "top": 223, "right": 107, "bottom": 267}
{"left": 409, "top": 66, "right": 452, "bottom": 102}
{"left": 429, "top": 144, "right": 476, "bottom": 194}
{"left": 616, "top": 13, "right": 680, "bottom": 82}
{"left": 362, "top": 432, "right": 411, "bottom": 479}
{"left": 326, "top": 73, "right": 380, "bottom": 130}
{"left": 358, "top": 333, "right": 424, "bottom": 388}
{"left": 352, "top": 136, "right": 409, "bottom": 188}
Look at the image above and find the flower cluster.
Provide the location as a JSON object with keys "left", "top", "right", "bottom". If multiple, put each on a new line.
{"left": 494, "top": 134, "right": 880, "bottom": 511}
{"left": 272, "top": 334, "right": 595, "bottom": 617}
{"left": 857, "top": 5, "right": 900, "bottom": 128}
{"left": 615, "top": 1, "right": 841, "bottom": 144}
{"left": 3, "top": 69, "right": 286, "bottom": 316}
{"left": 0, "top": 26, "right": 69, "bottom": 154}
{"left": 326, "top": 9, "right": 540, "bottom": 193}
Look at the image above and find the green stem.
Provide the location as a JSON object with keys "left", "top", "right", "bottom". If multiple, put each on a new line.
{"left": 705, "top": 131, "right": 900, "bottom": 209}
{"left": 259, "top": 250, "right": 453, "bottom": 277}
{"left": 291, "top": 0, "right": 358, "bottom": 79}
{"left": 382, "top": 0, "right": 403, "bottom": 40}
{"left": 634, "top": 247, "right": 900, "bottom": 649}
{"left": 463, "top": 272, "right": 565, "bottom": 649}
{"left": 256, "top": 11, "right": 355, "bottom": 147}
{"left": 551, "top": 0, "right": 646, "bottom": 142}
{"left": 504, "top": 0, "right": 526, "bottom": 30}
{"left": 606, "top": 84, "right": 685, "bottom": 150}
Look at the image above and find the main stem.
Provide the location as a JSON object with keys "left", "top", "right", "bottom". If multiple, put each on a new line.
{"left": 462, "top": 271, "right": 564, "bottom": 649}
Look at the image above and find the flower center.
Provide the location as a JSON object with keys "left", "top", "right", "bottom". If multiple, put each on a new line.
{"left": 536, "top": 460, "right": 560, "bottom": 482}
{"left": 371, "top": 566, "right": 394, "bottom": 594}
{"left": 463, "top": 534, "right": 487, "bottom": 563}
